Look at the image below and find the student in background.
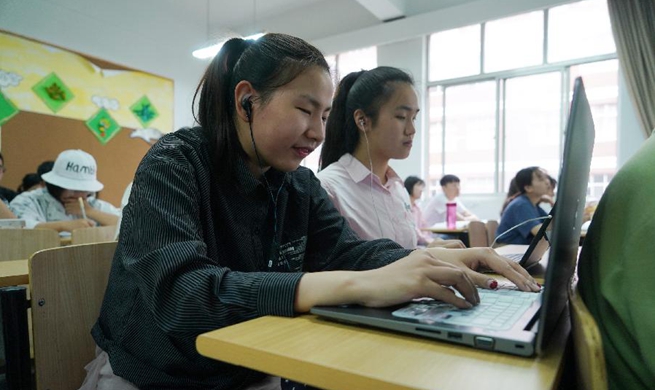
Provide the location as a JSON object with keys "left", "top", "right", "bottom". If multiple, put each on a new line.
{"left": 578, "top": 132, "right": 655, "bottom": 390}
{"left": 404, "top": 176, "right": 436, "bottom": 246}
{"left": 0, "top": 152, "right": 18, "bottom": 203}
{"left": 495, "top": 167, "right": 551, "bottom": 245}
{"left": 10, "top": 149, "right": 119, "bottom": 232}
{"left": 502, "top": 173, "right": 556, "bottom": 216}
{"left": 318, "top": 67, "right": 463, "bottom": 250}
{"left": 422, "top": 174, "right": 478, "bottom": 226}
{"left": 17, "top": 173, "right": 43, "bottom": 193}
{"left": 36, "top": 160, "right": 55, "bottom": 186}
{"left": 81, "top": 35, "right": 537, "bottom": 390}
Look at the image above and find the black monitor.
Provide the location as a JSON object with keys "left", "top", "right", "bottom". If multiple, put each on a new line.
{"left": 536, "top": 77, "right": 596, "bottom": 353}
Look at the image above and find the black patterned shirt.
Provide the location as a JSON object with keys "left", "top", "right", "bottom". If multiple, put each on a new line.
{"left": 92, "top": 126, "right": 411, "bottom": 389}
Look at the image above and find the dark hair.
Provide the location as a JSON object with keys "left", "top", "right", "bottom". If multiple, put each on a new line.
{"left": 0, "top": 151, "right": 4, "bottom": 163}
{"left": 319, "top": 67, "right": 414, "bottom": 169}
{"left": 45, "top": 182, "right": 65, "bottom": 200}
{"left": 500, "top": 167, "right": 541, "bottom": 215}
{"left": 404, "top": 176, "right": 424, "bottom": 196}
{"left": 192, "top": 33, "right": 329, "bottom": 179}
{"left": 37, "top": 161, "right": 54, "bottom": 178}
{"left": 548, "top": 175, "right": 557, "bottom": 190}
{"left": 17, "top": 173, "right": 41, "bottom": 193}
{"left": 440, "top": 174, "right": 460, "bottom": 187}
{"left": 501, "top": 178, "right": 519, "bottom": 215}
{"left": 514, "top": 166, "right": 541, "bottom": 194}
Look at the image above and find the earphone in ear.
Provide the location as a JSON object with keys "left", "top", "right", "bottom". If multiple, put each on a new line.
{"left": 241, "top": 97, "right": 252, "bottom": 121}
{"left": 359, "top": 119, "right": 365, "bottom": 127}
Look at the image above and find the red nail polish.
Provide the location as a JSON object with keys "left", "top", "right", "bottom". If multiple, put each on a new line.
{"left": 537, "top": 282, "right": 541, "bottom": 288}
{"left": 489, "top": 280, "right": 498, "bottom": 289}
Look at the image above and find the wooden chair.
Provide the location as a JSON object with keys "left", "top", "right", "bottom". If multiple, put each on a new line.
{"left": 0, "top": 228, "right": 60, "bottom": 261}
{"left": 467, "top": 220, "right": 488, "bottom": 247}
{"left": 485, "top": 220, "right": 499, "bottom": 248}
{"left": 569, "top": 281, "right": 608, "bottom": 390}
{"left": 29, "top": 241, "right": 117, "bottom": 390}
{"left": 71, "top": 225, "right": 117, "bottom": 245}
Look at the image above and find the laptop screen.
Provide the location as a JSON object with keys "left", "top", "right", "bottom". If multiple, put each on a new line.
{"left": 535, "top": 77, "right": 595, "bottom": 354}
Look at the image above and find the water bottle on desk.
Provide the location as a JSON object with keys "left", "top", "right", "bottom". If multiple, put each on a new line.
{"left": 446, "top": 202, "right": 457, "bottom": 229}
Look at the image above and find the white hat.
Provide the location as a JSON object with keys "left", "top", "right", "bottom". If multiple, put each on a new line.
{"left": 42, "top": 150, "right": 104, "bottom": 192}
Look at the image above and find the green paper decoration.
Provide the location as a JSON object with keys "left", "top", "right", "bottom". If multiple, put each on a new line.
{"left": 86, "top": 108, "right": 121, "bottom": 145}
{"left": 32, "top": 72, "right": 75, "bottom": 113}
{"left": 0, "top": 91, "right": 19, "bottom": 125}
{"left": 130, "top": 95, "right": 159, "bottom": 127}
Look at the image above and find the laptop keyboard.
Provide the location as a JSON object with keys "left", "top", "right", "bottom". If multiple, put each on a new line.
{"left": 392, "top": 287, "right": 541, "bottom": 331}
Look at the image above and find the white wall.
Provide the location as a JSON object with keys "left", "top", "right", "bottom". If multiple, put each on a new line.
{"left": 0, "top": 0, "right": 207, "bottom": 131}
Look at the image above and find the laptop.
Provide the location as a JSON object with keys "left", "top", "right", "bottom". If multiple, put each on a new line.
{"left": 311, "top": 77, "right": 595, "bottom": 357}
{"left": 499, "top": 212, "right": 553, "bottom": 269}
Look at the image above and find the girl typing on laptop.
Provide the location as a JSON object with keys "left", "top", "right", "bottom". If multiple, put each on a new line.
{"left": 81, "top": 34, "right": 539, "bottom": 390}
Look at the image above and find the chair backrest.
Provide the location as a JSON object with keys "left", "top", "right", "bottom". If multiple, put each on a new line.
{"left": 467, "top": 221, "right": 488, "bottom": 247}
{"left": 569, "top": 281, "right": 607, "bottom": 390}
{"left": 0, "top": 228, "right": 60, "bottom": 261}
{"left": 486, "top": 220, "right": 499, "bottom": 248}
{"left": 71, "top": 225, "right": 117, "bottom": 245}
{"left": 29, "top": 241, "right": 117, "bottom": 390}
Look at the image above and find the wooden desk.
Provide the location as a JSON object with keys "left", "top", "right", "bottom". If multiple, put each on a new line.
{"left": 0, "top": 259, "right": 29, "bottom": 288}
{"left": 197, "top": 311, "right": 570, "bottom": 390}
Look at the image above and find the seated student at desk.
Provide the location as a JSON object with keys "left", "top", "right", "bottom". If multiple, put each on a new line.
{"left": 317, "top": 67, "right": 463, "bottom": 249}
{"left": 404, "top": 176, "right": 436, "bottom": 246}
{"left": 496, "top": 167, "right": 553, "bottom": 245}
{"left": 81, "top": 34, "right": 539, "bottom": 390}
{"left": 421, "top": 174, "right": 478, "bottom": 226}
{"left": 10, "top": 149, "right": 119, "bottom": 232}
{"left": 578, "top": 132, "right": 655, "bottom": 390}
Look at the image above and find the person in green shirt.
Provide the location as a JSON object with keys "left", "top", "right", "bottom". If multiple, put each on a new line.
{"left": 578, "top": 133, "right": 655, "bottom": 390}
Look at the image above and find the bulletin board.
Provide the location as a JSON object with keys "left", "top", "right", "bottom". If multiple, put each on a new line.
{"left": 0, "top": 30, "right": 174, "bottom": 205}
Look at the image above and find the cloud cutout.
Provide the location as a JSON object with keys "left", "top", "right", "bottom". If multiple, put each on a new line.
{"left": 91, "top": 95, "right": 120, "bottom": 111}
{"left": 0, "top": 70, "right": 23, "bottom": 88}
{"left": 130, "top": 128, "right": 163, "bottom": 144}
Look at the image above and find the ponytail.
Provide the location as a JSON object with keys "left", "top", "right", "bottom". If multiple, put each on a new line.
{"left": 193, "top": 38, "right": 253, "bottom": 178}
{"left": 320, "top": 71, "right": 365, "bottom": 169}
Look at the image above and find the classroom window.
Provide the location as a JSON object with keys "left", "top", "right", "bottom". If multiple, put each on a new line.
{"left": 484, "top": 11, "right": 544, "bottom": 73}
{"left": 428, "top": 24, "right": 481, "bottom": 81}
{"left": 442, "top": 81, "right": 497, "bottom": 194}
{"left": 547, "top": 0, "right": 616, "bottom": 63}
{"left": 571, "top": 59, "right": 619, "bottom": 201}
{"left": 503, "top": 72, "right": 562, "bottom": 192}
{"left": 426, "top": 0, "right": 617, "bottom": 203}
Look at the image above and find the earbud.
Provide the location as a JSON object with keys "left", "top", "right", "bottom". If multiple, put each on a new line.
{"left": 241, "top": 96, "right": 252, "bottom": 121}
{"left": 359, "top": 119, "right": 365, "bottom": 128}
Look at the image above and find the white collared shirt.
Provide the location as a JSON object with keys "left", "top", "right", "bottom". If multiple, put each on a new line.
{"left": 10, "top": 187, "right": 120, "bottom": 229}
{"left": 317, "top": 154, "right": 417, "bottom": 249}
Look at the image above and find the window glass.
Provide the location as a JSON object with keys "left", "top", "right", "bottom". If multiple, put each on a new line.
{"left": 429, "top": 24, "right": 481, "bottom": 81}
{"left": 427, "top": 86, "right": 444, "bottom": 196}
{"left": 548, "top": 0, "right": 616, "bottom": 63}
{"left": 336, "top": 47, "right": 377, "bottom": 80}
{"left": 570, "top": 59, "right": 618, "bottom": 200}
{"left": 443, "top": 81, "right": 497, "bottom": 193}
{"left": 484, "top": 11, "right": 544, "bottom": 73}
{"left": 503, "top": 72, "right": 562, "bottom": 193}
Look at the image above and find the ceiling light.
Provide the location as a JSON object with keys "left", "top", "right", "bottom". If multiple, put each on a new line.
{"left": 192, "top": 33, "right": 265, "bottom": 59}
